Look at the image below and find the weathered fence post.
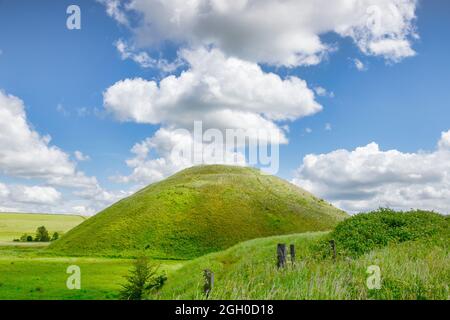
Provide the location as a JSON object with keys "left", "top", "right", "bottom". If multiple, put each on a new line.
{"left": 203, "top": 269, "right": 214, "bottom": 297}
{"left": 277, "top": 243, "right": 287, "bottom": 269}
{"left": 329, "top": 239, "right": 337, "bottom": 262}
{"left": 289, "top": 244, "right": 296, "bottom": 265}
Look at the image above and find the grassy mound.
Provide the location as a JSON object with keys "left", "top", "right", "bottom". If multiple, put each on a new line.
{"left": 49, "top": 165, "right": 346, "bottom": 259}
{"left": 155, "top": 211, "right": 449, "bottom": 300}
{"left": 324, "top": 209, "right": 449, "bottom": 257}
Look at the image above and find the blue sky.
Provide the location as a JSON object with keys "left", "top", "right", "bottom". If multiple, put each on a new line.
{"left": 0, "top": 0, "right": 449, "bottom": 214}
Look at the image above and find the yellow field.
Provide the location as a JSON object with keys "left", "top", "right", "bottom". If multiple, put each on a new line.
{"left": 0, "top": 213, "right": 86, "bottom": 242}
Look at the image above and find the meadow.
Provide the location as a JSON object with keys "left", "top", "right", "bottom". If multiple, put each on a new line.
{"left": 0, "top": 213, "right": 85, "bottom": 244}
{"left": 0, "top": 246, "right": 183, "bottom": 300}
{"left": 0, "top": 209, "right": 448, "bottom": 300}
{"left": 156, "top": 231, "right": 449, "bottom": 300}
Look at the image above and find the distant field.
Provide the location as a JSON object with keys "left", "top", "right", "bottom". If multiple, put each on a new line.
{"left": 0, "top": 213, "right": 86, "bottom": 242}
{"left": 0, "top": 246, "right": 184, "bottom": 300}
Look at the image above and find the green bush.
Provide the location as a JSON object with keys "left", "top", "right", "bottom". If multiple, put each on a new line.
{"left": 35, "top": 226, "right": 50, "bottom": 242}
{"left": 51, "top": 232, "right": 60, "bottom": 241}
{"left": 119, "top": 257, "right": 167, "bottom": 300}
{"left": 19, "top": 234, "right": 30, "bottom": 242}
{"left": 324, "top": 209, "right": 449, "bottom": 257}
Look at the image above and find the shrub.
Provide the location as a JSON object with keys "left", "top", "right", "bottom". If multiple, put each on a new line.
{"left": 51, "top": 232, "right": 60, "bottom": 241}
{"left": 19, "top": 234, "right": 30, "bottom": 242}
{"left": 322, "top": 209, "right": 449, "bottom": 258}
{"left": 119, "top": 257, "right": 167, "bottom": 300}
{"left": 35, "top": 226, "right": 50, "bottom": 242}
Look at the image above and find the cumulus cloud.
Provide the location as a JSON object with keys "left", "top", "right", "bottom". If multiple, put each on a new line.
{"left": 292, "top": 130, "right": 450, "bottom": 214}
{"left": 105, "top": 0, "right": 418, "bottom": 66}
{"left": 0, "top": 90, "right": 127, "bottom": 215}
{"left": 104, "top": 47, "right": 321, "bottom": 143}
{"left": 0, "top": 91, "right": 79, "bottom": 181}
{"left": 0, "top": 183, "right": 61, "bottom": 208}
{"left": 113, "top": 127, "right": 246, "bottom": 185}
{"left": 12, "top": 186, "right": 61, "bottom": 205}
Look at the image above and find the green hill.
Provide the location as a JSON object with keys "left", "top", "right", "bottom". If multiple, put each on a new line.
{"left": 49, "top": 165, "right": 347, "bottom": 259}
{"left": 156, "top": 210, "right": 449, "bottom": 300}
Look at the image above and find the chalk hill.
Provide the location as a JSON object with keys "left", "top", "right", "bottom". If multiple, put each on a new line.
{"left": 49, "top": 165, "right": 347, "bottom": 259}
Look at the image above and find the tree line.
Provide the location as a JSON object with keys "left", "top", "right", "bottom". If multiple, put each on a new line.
{"left": 13, "top": 226, "right": 60, "bottom": 242}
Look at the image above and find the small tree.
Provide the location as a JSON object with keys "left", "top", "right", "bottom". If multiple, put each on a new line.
{"left": 35, "top": 226, "right": 50, "bottom": 242}
{"left": 51, "top": 232, "right": 59, "bottom": 241}
{"left": 119, "top": 257, "right": 167, "bottom": 300}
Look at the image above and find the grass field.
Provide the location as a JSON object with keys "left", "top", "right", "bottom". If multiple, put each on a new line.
{"left": 154, "top": 210, "right": 449, "bottom": 300}
{"left": 1, "top": 229, "right": 447, "bottom": 300}
{"left": 0, "top": 246, "right": 184, "bottom": 300}
{"left": 156, "top": 231, "right": 449, "bottom": 300}
{"left": 0, "top": 205, "right": 447, "bottom": 300}
{"left": 0, "top": 213, "right": 85, "bottom": 243}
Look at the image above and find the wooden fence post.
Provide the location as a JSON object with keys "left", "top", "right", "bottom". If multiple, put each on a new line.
{"left": 289, "top": 244, "right": 296, "bottom": 265}
{"left": 329, "top": 239, "right": 337, "bottom": 262}
{"left": 203, "top": 269, "right": 214, "bottom": 297}
{"left": 277, "top": 243, "right": 287, "bottom": 269}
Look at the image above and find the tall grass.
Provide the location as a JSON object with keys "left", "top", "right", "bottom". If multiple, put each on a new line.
{"left": 155, "top": 210, "right": 449, "bottom": 300}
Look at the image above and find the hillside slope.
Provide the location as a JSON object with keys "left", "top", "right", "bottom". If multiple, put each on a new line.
{"left": 156, "top": 210, "right": 449, "bottom": 300}
{"left": 49, "top": 165, "right": 347, "bottom": 259}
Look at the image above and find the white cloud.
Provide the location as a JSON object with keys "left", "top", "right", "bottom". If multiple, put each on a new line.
{"left": 438, "top": 130, "right": 450, "bottom": 150}
{"left": 367, "top": 39, "right": 416, "bottom": 62}
{"left": 0, "top": 182, "right": 10, "bottom": 198}
{"left": 314, "top": 86, "right": 335, "bottom": 98}
{"left": 325, "top": 123, "right": 332, "bottom": 131}
{"left": 292, "top": 130, "right": 450, "bottom": 214}
{"left": 113, "top": 127, "right": 246, "bottom": 185}
{"left": 0, "top": 91, "right": 77, "bottom": 180}
{"left": 305, "top": 128, "right": 313, "bottom": 134}
{"left": 56, "top": 103, "right": 70, "bottom": 117}
{"left": 74, "top": 151, "right": 90, "bottom": 162}
{"left": 0, "top": 183, "right": 61, "bottom": 206}
{"left": 114, "top": 39, "right": 183, "bottom": 72}
{"left": 353, "top": 58, "right": 367, "bottom": 71}
{"left": 0, "top": 90, "right": 127, "bottom": 215}
{"left": 107, "top": 0, "right": 418, "bottom": 66}
{"left": 12, "top": 186, "right": 61, "bottom": 205}
{"left": 104, "top": 47, "right": 321, "bottom": 144}
{"left": 97, "top": 0, "right": 129, "bottom": 25}
{"left": 0, "top": 178, "right": 127, "bottom": 216}
{"left": 315, "top": 87, "right": 327, "bottom": 97}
